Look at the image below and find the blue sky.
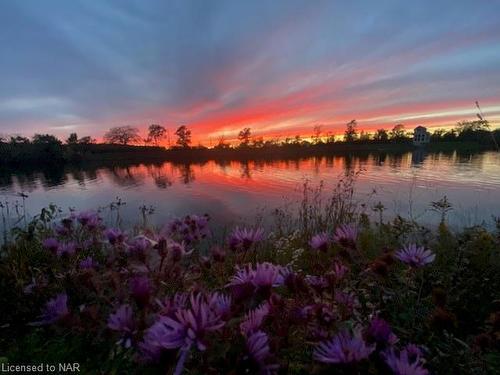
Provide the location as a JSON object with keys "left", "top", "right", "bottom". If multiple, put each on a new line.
{"left": 1, "top": 0, "right": 499, "bottom": 142}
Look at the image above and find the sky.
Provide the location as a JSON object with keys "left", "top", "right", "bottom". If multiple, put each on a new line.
{"left": 1, "top": 0, "right": 500, "bottom": 145}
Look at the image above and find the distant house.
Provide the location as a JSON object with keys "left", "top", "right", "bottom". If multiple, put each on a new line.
{"left": 413, "top": 126, "right": 430, "bottom": 146}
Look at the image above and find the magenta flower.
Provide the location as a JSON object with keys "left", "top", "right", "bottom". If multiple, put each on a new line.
{"left": 240, "top": 302, "right": 270, "bottom": 335}
{"left": 228, "top": 227, "right": 264, "bottom": 252}
{"left": 395, "top": 244, "right": 435, "bottom": 268}
{"left": 309, "top": 232, "right": 330, "bottom": 251}
{"left": 252, "top": 262, "right": 284, "bottom": 288}
{"left": 130, "top": 275, "right": 152, "bottom": 307}
{"left": 32, "top": 293, "right": 69, "bottom": 326}
{"left": 383, "top": 345, "right": 428, "bottom": 375}
{"left": 333, "top": 224, "right": 358, "bottom": 248}
{"left": 314, "top": 327, "right": 375, "bottom": 364}
{"left": 366, "top": 317, "right": 399, "bottom": 346}
{"left": 42, "top": 237, "right": 59, "bottom": 254}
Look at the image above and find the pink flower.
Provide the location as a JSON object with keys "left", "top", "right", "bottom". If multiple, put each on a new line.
{"left": 395, "top": 244, "right": 435, "bottom": 268}
{"left": 228, "top": 227, "right": 264, "bottom": 252}
{"left": 309, "top": 232, "right": 330, "bottom": 251}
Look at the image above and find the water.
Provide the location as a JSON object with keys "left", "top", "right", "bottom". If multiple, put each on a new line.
{"left": 1, "top": 150, "right": 500, "bottom": 231}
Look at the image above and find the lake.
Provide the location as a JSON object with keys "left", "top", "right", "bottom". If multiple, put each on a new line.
{"left": 1, "top": 150, "right": 500, "bottom": 232}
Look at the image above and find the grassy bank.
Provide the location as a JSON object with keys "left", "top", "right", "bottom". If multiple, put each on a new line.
{"left": 0, "top": 180, "right": 499, "bottom": 374}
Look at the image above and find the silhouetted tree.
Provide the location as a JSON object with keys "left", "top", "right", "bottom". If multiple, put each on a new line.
{"left": 359, "top": 131, "right": 371, "bottom": 142}
{"left": 252, "top": 136, "right": 264, "bottom": 148}
{"left": 238, "top": 128, "right": 252, "bottom": 147}
{"left": 373, "top": 129, "right": 389, "bottom": 142}
{"left": 389, "top": 124, "right": 407, "bottom": 141}
{"left": 9, "top": 135, "right": 30, "bottom": 144}
{"left": 66, "top": 133, "right": 78, "bottom": 145}
{"left": 78, "top": 136, "right": 95, "bottom": 144}
{"left": 175, "top": 125, "right": 192, "bottom": 148}
{"left": 32, "top": 134, "right": 62, "bottom": 145}
{"left": 313, "top": 125, "right": 322, "bottom": 144}
{"left": 215, "top": 135, "right": 230, "bottom": 149}
{"left": 148, "top": 124, "right": 167, "bottom": 146}
{"left": 104, "top": 126, "right": 141, "bottom": 145}
{"left": 344, "top": 120, "right": 358, "bottom": 142}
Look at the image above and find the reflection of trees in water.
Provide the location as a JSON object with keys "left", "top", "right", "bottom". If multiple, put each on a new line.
{"left": 145, "top": 164, "right": 173, "bottom": 189}
{"left": 240, "top": 161, "right": 251, "bottom": 179}
{"left": 177, "top": 163, "right": 195, "bottom": 184}
{"left": 108, "top": 166, "right": 146, "bottom": 187}
{"left": 411, "top": 149, "right": 427, "bottom": 165}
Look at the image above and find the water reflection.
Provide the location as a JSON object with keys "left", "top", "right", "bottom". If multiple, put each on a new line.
{"left": 1, "top": 151, "right": 499, "bottom": 228}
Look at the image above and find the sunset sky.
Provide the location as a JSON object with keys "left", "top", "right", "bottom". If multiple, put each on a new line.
{"left": 1, "top": 0, "right": 500, "bottom": 145}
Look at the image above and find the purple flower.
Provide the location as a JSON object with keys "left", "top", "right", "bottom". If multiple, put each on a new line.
{"left": 140, "top": 293, "right": 225, "bottom": 365}
{"left": 163, "top": 214, "right": 211, "bottom": 245}
{"left": 333, "top": 224, "right": 358, "bottom": 248}
{"left": 168, "top": 240, "right": 190, "bottom": 262}
{"left": 366, "top": 317, "right": 399, "bottom": 346}
{"left": 105, "top": 228, "right": 127, "bottom": 245}
{"left": 332, "top": 262, "right": 349, "bottom": 280}
{"left": 309, "top": 232, "right": 330, "bottom": 251}
{"left": 130, "top": 275, "right": 152, "bottom": 307}
{"left": 108, "top": 304, "right": 135, "bottom": 339}
{"left": 79, "top": 256, "right": 97, "bottom": 270}
{"left": 32, "top": 293, "right": 69, "bottom": 326}
{"left": 57, "top": 242, "right": 76, "bottom": 257}
{"left": 314, "top": 327, "right": 375, "bottom": 364}
{"left": 245, "top": 330, "right": 279, "bottom": 374}
{"left": 383, "top": 345, "right": 428, "bottom": 375}
{"left": 208, "top": 292, "right": 232, "bottom": 319}
{"left": 240, "top": 302, "right": 270, "bottom": 335}
{"left": 305, "top": 275, "right": 329, "bottom": 290}
{"left": 228, "top": 227, "right": 264, "bottom": 252}
{"left": 42, "top": 238, "right": 59, "bottom": 254}
{"left": 127, "top": 236, "right": 151, "bottom": 256}
{"left": 76, "top": 210, "right": 101, "bottom": 230}
{"left": 395, "top": 244, "right": 435, "bottom": 268}
{"left": 227, "top": 263, "right": 284, "bottom": 300}
{"left": 157, "top": 292, "right": 189, "bottom": 317}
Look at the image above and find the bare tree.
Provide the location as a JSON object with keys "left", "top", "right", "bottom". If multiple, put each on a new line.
{"left": 175, "top": 125, "right": 192, "bottom": 148}
{"left": 104, "top": 126, "right": 141, "bottom": 145}
{"left": 147, "top": 124, "right": 167, "bottom": 146}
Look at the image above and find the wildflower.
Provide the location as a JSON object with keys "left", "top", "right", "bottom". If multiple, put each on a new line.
{"left": 228, "top": 227, "right": 264, "bottom": 252}
{"left": 383, "top": 345, "right": 428, "bottom": 375}
{"left": 314, "top": 327, "right": 375, "bottom": 364}
{"left": 127, "top": 236, "right": 151, "bottom": 256}
{"left": 105, "top": 228, "right": 127, "bottom": 245}
{"left": 309, "top": 232, "right": 330, "bottom": 252}
{"left": 130, "top": 275, "right": 152, "bottom": 307}
{"left": 76, "top": 210, "right": 101, "bottom": 230}
{"left": 168, "top": 240, "right": 190, "bottom": 262}
{"left": 395, "top": 244, "right": 435, "bottom": 268}
{"left": 32, "top": 293, "right": 69, "bottom": 326}
{"left": 57, "top": 242, "right": 76, "bottom": 257}
{"left": 211, "top": 246, "right": 226, "bottom": 262}
{"left": 227, "top": 263, "right": 283, "bottom": 300}
{"left": 108, "top": 304, "right": 134, "bottom": 333}
{"left": 157, "top": 292, "right": 189, "bottom": 317}
{"left": 240, "top": 302, "right": 270, "bottom": 335}
{"left": 245, "top": 330, "right": 279, "bottom": 374}
{"left": 208, "top": 292, "right": 232, "bottom": 320}
{"left": 140, "top": 293, "right": 225, "bottom": 370}
{"left": 332, "top": 261, "right": 349, "bottom": 280}
{"left": 79, "top": 256, "right": 97, "bottom": 270}
{"left": 333, "top": 224, "right": 358, "bottom": 249}
{"left": 366, "top": 317, "right": 398, "bottom": 346}
{"left": 42, "top": 237, "right": 59, "bottom": 254}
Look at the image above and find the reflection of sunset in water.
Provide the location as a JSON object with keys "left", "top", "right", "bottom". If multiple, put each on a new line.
{"left": 1, "top": 151, "right": 500, "bottom": 228}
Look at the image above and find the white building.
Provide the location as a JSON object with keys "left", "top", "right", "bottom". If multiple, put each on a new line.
{"left": 413, "top": 126, "right": 430, "bottom": 146}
